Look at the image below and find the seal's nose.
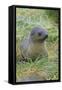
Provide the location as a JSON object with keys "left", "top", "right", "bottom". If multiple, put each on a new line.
{"left": 45, "top": 34, "right": 48, "bottom": 38}
{"left": 44, "top": 34, "right": 48, "bottom": 40}
{"left": 38, "top": 31, "right": 48, "bottom": 38}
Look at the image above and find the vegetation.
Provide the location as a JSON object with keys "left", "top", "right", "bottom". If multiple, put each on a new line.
{"left": 16, "top": 8, "right": 59, "bottom": 82}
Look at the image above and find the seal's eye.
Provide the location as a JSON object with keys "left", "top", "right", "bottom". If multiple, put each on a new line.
{"left": 38, "top": 32, "right": 42, "bottom": 36}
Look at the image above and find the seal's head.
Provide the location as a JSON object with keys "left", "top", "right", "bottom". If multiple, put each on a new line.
{"left": 30, "top": 27, "right": 48, "bottom": 42}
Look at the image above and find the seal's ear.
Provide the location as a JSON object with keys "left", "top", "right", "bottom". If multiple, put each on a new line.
{"left": 31, "top": 31, "right": 35, "bottom": 36}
